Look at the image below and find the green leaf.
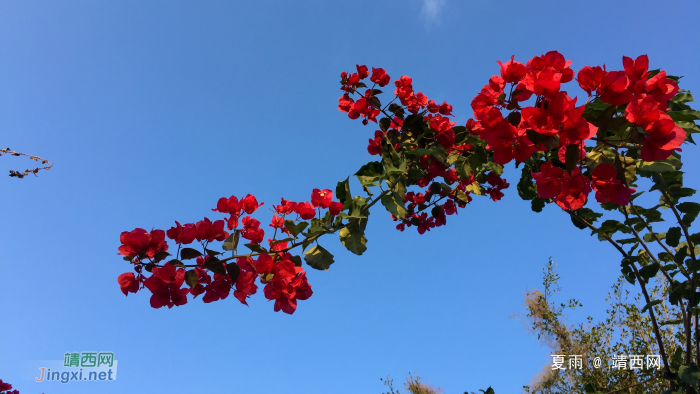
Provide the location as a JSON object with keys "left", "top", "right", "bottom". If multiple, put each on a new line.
{"left": 593, "top": 220, "right": 631, "bottom": 241}
{"left": 381, "top": 191, "right": 407, "bottom": 220}
{"left": 304, "top": 245, "right": 335, "bottom": 270}
{"left": 677, "top": 121, "right": 700, "bottom": 135}
{"left": 184, "top": 270, "right": 198, "bottom": 288}
{"left": 336, "top": 177, "right": 351, "bottom": 207}
{"left": 677, "top": 202, "right": 700, "bottom": 227}
{"left": 526, "top": 129, "right": 560, "bottom": 150}
{"left": 637, "top": 156, "right": 683, "bottom": 173}
{"left": 222, "top": 230, "right": 240, "bottom": 251}
{"left": 378, "top": 117, "right": 391, "bottom": 131}
{"left": 578, "top": 208, "right": 604, "bottom": 225}
{"left": 153, "top": 251, "right": 171, "bottom": 262}
{"left": 405, "top": 148, "right": 435, "bottom": 157}
{"left": 669, "top": 109, "right": 700, "bottom": 122}
{"left": 432, "top": 145, "right": 448, "bottom": 163}
{"left": 205, "top": 248, "right": 222, "bottom": 256}
{"left": 204, "top": 256, "right": 226, "bottom": 275}
{"left": 641, "top": 299, "right": 662, "bottom": 312}
{"left": 180, "top": 247, "right": 203, "bottom": 260}
{"left": 669, "top": 281, "right": 690, "bottom": 305}
{"left": 640, "top": 263, "right": 660, "bottom": 281}
{"left": 339, "top": 223, "right": 367, "bottom": 255}
{"left": 564, "top": 144, "right": 579, "bottom": 174}
{"left": 354, "top": 161, "right": 384, "bottom": 187}
{"left": 290, "top": 255, "right": 303, "bottom": 267}
{"left": 226, "top": 262, "right": 240, "bottom": 282}
{"left": 660, "top": 319, "right": 683, "bottom": 328}
{"left": 453, "top": 190, "right": 471, "bottom": 205}
{"left": 244, "top": 243, "right": 267, "bottom": 253}
{"left": 532, "top": 197, "right": 546, "bottom": 213}
{"left": 517, "top": 166, "right": 537, "bottom": 200}
{"left": 667, "top": 227, "right": 682, "bottom": 247}
{"left": 284, "top": 220, "right": 308, "bottom": 237}
{"left": 679, "top": 363, "right": 700, "bottom": 386}
{"left": 643, "top": 232, "right": 665, "bottom": 243}
{"left": 168, "top": 259, "right": 184, "bottom": 267}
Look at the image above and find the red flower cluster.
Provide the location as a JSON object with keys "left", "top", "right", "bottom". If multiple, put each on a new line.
{"left": 485, "top": 172, "right": 510, "bottom": 202}
{"left": 393, "top": 175, "right": 481, "bottom": 234}
{"left": 143, "top": 262, "right": 190, "bottom": 309}
{"left": 532, "top": 161, "right": 592, "bottom": 210}
{"left": 235, "top": 253, "right": 312, "bottom": 314}
{"left": 212, "top": 194, "right": 263, "bottom": 230}
{"left": 118, "top": 228, "right": 168, "bottom": 258}
{"left": 469, "top": 53, "right": 684, "bottom": 209}
{"left": 471, "top": 52, "right": 597, "bottom": 167}
{"left": 591, "top": 163, "right": 637, "bottom": 205}
{"left": 338, "top": 65, "right": 386, "bottom": 124}
{"left": 0, "top": 380, "right": 18, "bottom": 394}
{"left": 188, "top": 261, "right": 236, "bottom": 304}
{"left": 579, "top": 55, "right": 684, "bottom": 161}
{"left": 164, "top": 218, "right": 229, "bottom": 245}
{"left": 274, "top": 189, "right": 343, "bottom": 222}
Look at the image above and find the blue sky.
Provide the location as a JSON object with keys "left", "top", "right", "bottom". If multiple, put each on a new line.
{"left": 1, "top": 0, "right": 699, "bottom": 393}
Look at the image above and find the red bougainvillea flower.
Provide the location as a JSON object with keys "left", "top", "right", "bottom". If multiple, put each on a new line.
{"left": 311, "top": 188, "right": 333, "bottom": 209}
{"left": 294, "top": 201, "right": 316, "bottom": 220}
{"left": 118, "top": 228, "right": 168, "bottom": 259}
{"left": 240, "top": 194, "right": 263, "bottom": 214}
{"left": 645, "top": 70, "right": 679, "bottom": 108}
{"left": 641, "top": 114, "right": 686, "bottom": 161}
{"left": 233, "top": 268, "right": 258, "bottom": 305}
{"left": 497, "top": 55, "right": 526, "bottom": 83}
{"left": 555, "top": 168, "right": 591, "bottom": 210}
{"left": 370, "top": 67, "right": 390, "bottom": 87}
{"left": 427, "top": 99, "right": 439, "bottom": 113}
{"left": 591, "top": 163, "right": 636, "bottom": 206}
{"left": 241, "top": 216, "right": 264, "bottom": 244}
{"left": 166, "top": 221, "right": 197, "bottom": 244}
{"left": 599, "top": 70, "right": 631, "bottom": 105}
{"left": 438, "top": 101, "right": 453, "bottom": 116}
{"left": 623, "top": 54, "right": 649, "bottom": 93}
{"left": 356, "top": 64, "right": 369, "bottom": 79}
{"left": 329, "top": 201, "right": 343, "bottom": 216}
{"left": 532, "top": 161, "right": 565, "bottom": 199}
{"left": 577, "top": 65, "right": 606, "bottom": 95}
{"left": 275, "top": 198, "right": 297, "bottom": 215}
{"left": 466, "top": 118, "right": 484, "bottom": 136}
{"left": 143, "top": 262, "right": 189, "bottom": 309}
{"left": 485, "top": 119, "right": 536, "bottom": 164}
{"left": 262, "top": 256, "right": 313, "bottom": 315}
{"left": 521, "top": 51, "right": 573, "bottom": 98}
{"left": 269, "top": 215, "right": 285, "bottom": 229}
{"left": 368, "top": 130, "right": 383, "bottom": 155}
{"left": 212, "top": 195, "right": 241, "bottom": 216}
{"left": 428, "top": 114, "right": 456, "bottom": 148}
{"left": 118, "top": 272, "right": 140, "bottom": 296}
{"left": 485, "top": 172, "right": 510, "bottom": 202}
{"left": 625, "top": 94, "right": 661, "bottom": 130}
{"left": 0, "top": 380, "right": 16, "bottom": 393}
{"left": 202, "top": 273, "right": 232, "bottom": 303}
{"left": 338, "top": 94, "right": 354, "bottom": 112}
{"left": 195, "top": 218, "right": 229, "bottom": 243}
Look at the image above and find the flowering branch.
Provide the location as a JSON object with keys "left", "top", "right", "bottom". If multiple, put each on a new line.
{"left": 0, "top": 147, "right": 53, "bottom": 178}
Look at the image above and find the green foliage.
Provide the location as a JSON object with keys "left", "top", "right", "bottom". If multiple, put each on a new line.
{"left": 521, "top": 261, "right": 684, "bottom": 394}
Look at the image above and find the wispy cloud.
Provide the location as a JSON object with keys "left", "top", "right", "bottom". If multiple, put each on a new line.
{"left": 420, "top": 0, "right": 445, "bottom": 25}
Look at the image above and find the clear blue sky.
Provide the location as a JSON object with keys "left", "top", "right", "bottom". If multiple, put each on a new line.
{"left": 1, "top": 1, "right": 699, "bottom": 393}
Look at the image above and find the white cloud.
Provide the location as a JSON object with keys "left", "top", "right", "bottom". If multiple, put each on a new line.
{"left": 420, "top": 0, "right": 445, "bottom": 24}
